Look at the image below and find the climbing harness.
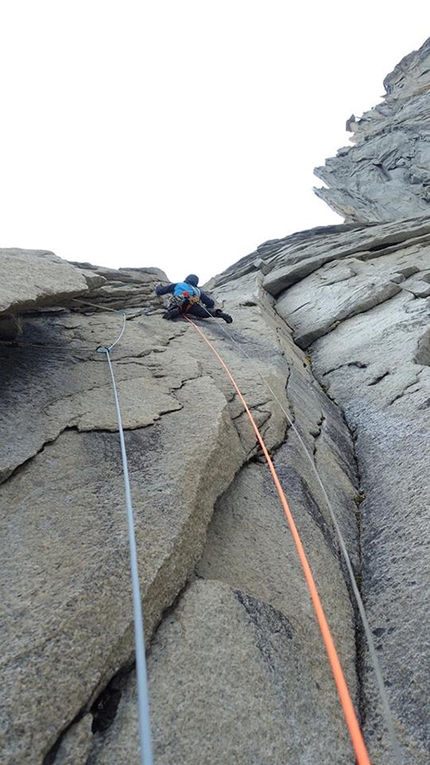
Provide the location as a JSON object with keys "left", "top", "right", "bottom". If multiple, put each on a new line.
{"left": 168, "top": 283, "right": 202, "bottom": 314}
{"left": 96, "top": 314, "right": 153, "bottom": 765}
{"left": 170, "top": 293, "right": 199, "bottom": 311}
{"left": 185, "top": 315, "right": 373, "bottom": 764}
{"left": 193, "top": 305, "right": 402, "bottom": 765}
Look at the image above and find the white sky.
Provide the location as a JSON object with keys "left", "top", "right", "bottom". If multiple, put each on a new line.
{"left": 1, "top": 2, "right": 429, "bottom": 284}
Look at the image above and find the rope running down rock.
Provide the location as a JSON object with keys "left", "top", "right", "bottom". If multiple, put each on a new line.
{"left": 97, "top": 312, "right": 153, "bottom": 765}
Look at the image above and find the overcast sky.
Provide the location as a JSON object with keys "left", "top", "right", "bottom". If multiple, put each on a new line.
{"left": 1, "top": 2, "right": 429, "bottom": 283}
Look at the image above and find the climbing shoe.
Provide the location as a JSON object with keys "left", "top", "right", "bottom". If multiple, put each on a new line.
{"left": 163, "top": 306, "right": 182, "bottom": 320}
{"left": 216, "top": 310, "right": 233, "bottom": 324}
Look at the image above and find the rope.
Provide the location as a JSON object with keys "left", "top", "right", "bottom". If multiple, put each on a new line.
{"left": 96, "top": 321, "right": 153, "bottom": 765}
{"left": 5, "top": 303, "right": 152, "bottom": 760}
{"left": 3, "top": 290, "right": 395, "bottom": 758}
{"left": 185, "top": 315, "right": 372, "bottom": 765}
{"left": 196, "top": 305, "right": 402, "bottom": 764}
{"left": 0, "top": 312, "right": 127, "bottom": 354}
{"left": 105, "top": 311, "right": 127, "bottom": 351}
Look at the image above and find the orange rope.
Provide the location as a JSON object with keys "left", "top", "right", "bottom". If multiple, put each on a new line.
{"left": 186, "top": 316, "right": 372, "bottom": 765}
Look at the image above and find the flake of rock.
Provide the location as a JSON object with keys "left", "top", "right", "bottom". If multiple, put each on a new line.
{"left": 401, "top": 278, "right": 430, "bottom": 297}
{"left": 274, "top": 245, "right": 430, "bottom": 350}
{"left": 71, "top": 263, "right": 169, "bottom": 311}
{"left": 261, "top": 215, "right": 430, "bottom": 296}
{"left": 0, "top": 310, "right": 187, "bottom": 482}
{"left": 45, "top": 376, "right": 184, "bottom": 431}
{"left": 0, "top": 248, "right": 90, "bottom": 316}
{"left": 88, "top": 581, "right": 355, "bottom": 765}
{"left": 1, "top": 378, "right": 245, "bottom": 765}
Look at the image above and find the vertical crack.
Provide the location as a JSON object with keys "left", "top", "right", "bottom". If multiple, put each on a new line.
{"left": 303, "top": 351, "right": 368, "bottom": 726}
{"left": 344, "top": 420, "right": 367, "bottom": 728}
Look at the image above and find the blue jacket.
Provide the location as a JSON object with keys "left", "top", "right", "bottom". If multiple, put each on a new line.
{"left": 173, "top": 282, "right": 201, "bottom": 299}
{"left": 155, "top": 281, "right": 215, "bottom": 308}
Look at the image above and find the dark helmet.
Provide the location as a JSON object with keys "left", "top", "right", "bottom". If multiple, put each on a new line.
{"left": 184, "top": 274, "right": 199, "bottom": 286}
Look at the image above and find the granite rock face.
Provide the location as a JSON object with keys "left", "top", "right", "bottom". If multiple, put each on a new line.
{"left": 3, "top": 37, "right": 430, "bottom": 765}
{"left": 1, "top": 256, "right": 360, "bottom": 764}
{"left": 209, "top": 215, "right": 430, "bottom": 763}
{"left": 90, "top": 581, "right": 355, "bottom": 765}
{"left": 314, "top": 37, "right": 430, "bottom": 223}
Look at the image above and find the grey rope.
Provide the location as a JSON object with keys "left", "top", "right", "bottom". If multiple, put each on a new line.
{"left": 197, "top": 303, "right": 402, "bottom": 765}
{"left": 106, "top": 311, "right": 127, "bottom": 351}
{"left": 97, "top": 315, "right": 153, "bottom": 765}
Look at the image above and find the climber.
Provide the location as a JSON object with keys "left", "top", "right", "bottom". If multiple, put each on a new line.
{"left": 155, "top": 274, "right": 233, "bottom": 323}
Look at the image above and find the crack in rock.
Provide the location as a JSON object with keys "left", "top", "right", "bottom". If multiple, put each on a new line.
{"left": 322, "top": 361, "right": 368, "bottom": 377}
{"left": 0, "top": 424, "right": 79, "bottom": 486}
{"left": 388, "top": 369, "right": 424, "bottom": 405}
{"left": 368, "top": 371, "right": 391, "bottom": 386}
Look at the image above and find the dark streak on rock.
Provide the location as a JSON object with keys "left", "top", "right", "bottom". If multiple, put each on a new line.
{"left": 368, "top": 371, "right": 390, "bottom": 386}
{"left": 233, "top": 590, "right": 293, "bottom": 672}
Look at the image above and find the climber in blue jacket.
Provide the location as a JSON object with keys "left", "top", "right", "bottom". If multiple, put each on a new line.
{"left": 155, "top": 274, "right": 233, "bottom": 323}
